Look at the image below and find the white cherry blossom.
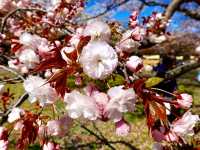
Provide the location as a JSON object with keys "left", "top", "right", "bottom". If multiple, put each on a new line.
{"left": 79, "top": 41, "right": 118, "bottom": 79}
{"left": 116, "top": 29, "right": 141, "bottom": 53}
{"left": 23, "top": 76, "right": 57, "bottom": 107}
{"left": 106, "top": 86, "right": 136, "bottom": 122}
{"left": 171, "top": 111, "right": 200, "bottom": 137}
{"left": 83, "top": 20, "right": 111, "bottom": 42}
{"left": 8, "top": 108, "right": 25, "bottom": 123}
{"left": 65, "top": 90, "right": 98, "bottom": 120}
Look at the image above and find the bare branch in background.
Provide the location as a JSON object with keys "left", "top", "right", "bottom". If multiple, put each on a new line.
{"left": 164, "top": 0, "right": 183, "bottom": 20}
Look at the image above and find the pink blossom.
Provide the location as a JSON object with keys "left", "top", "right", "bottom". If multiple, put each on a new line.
{"left": 65, "top": 90, "right": 98, "bottom": 120}
{"left": 151, "top": 128, "right": 166, "bottom": 142}
{"left": 176, "top": 93, "right": 193, "bottom": 109}
{"left": 151, "top": 127, "right": 178, "bottom": 142}
{"left": 116, "top": 30, "right": 141, "bottom": 53}
{"left": 115, "top": 120, "right": 130, "bottom": 136}
{"left": 126, "top": 56, "right": 143, "bottom": 72}
{"left": 0, "top": 127, "right": 7, "bottom": 140}
{"left": 14, "top": 121, "right": 24, "bottom": 131}
{"left": 0, "top": 140, "right": 8, "bottom": 150}
{"left": 16, "top": 0, "right": 31, "bottom": 8}
{"left": 23, "top": 75, "right": 57, "bottom": 107}
{"left": 91, "top": 92, "right": 109, "bottom": 119}
{"left": 43, "top": 142, "right": 60, "bottom": 150}
{"left": 38, "top": 125, "right": 47, "bottom": 138}
{"left": 148, "top": 33, "right": 166, "bottom": 44}
{"left": 79, "top": 41, "right": 118, "bottom": 79}
{"left": 171, "top": 111, "right": 199, "bottom": 137}
{"left": 83, "top": 20, "right": 111, "bottom": 42}
{"left": 0, "top": 0, "right": 16, "bottom": 14}
{"left": 8, "top": 108, "right": 25, "bottom": 123}
{"left": 18, "top": 49, "right": 40, "bottom": 69}
{"left": 47, "top": 116, "right": 72, "bottom": 137}
{"left": 106, "top": 86, "right": 136, "bottom": 122}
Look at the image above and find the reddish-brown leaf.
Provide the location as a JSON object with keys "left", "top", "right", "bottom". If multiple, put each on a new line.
{"left": 34, "top": 46, "right": 67, "bottom": 72}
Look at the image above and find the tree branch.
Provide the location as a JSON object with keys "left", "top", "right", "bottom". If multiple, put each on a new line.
{"left": 166, "top": 61, "right": 200, "bottom": 79}
{"left": 139, "top": 0, "right": 200, "bottom": 20}
{"left": 164, "top": 0, "right": 183, "bottom": 20}
{"left": 81, "top": 0, "right": 131, "bottom": 21}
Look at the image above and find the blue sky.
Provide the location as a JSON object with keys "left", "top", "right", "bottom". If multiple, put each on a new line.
{"left": 84, "top": 0, "right": 193, "bottom": 32}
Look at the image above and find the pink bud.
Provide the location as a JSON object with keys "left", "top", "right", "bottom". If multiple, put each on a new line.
{"left": 126, "top": 56, "right": 143, "bottom": 72}
{"left": 43, "top": 142, "right": 60, "bottom": 150}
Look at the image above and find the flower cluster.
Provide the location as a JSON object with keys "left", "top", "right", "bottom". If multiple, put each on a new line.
{"left": 0, "top": 2, "right": 199, "bottom": 149}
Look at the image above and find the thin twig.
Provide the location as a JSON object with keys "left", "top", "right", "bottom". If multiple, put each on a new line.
{"left": 80, "top": 124, "right": 116, "bottom": 150}
{"left": 0, "top": 65, "right": 25, "bottom": 81}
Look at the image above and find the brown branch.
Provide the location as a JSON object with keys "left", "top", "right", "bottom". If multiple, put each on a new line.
{"left": 166, "top": 61, "right": 200, "bottom": 79}
{"left": 80, "top": 124, "right": 116, "bottom": 150}
{"left": 139, "top": 0, "right": 200, "bottom": 20}
{"left": 75, "top": 123, "right": 138, "bottom": 150}
{"left": 164, "top": 0, "right": 183, "bottom": 20}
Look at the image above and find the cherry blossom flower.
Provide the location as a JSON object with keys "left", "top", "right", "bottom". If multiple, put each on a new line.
{"left": 65, "top": 85, "right": 136, "bottom": 122}
{"left": 106, "top": 86, "right": 136, "bottom": 122}
{"left": 16, "top": 0, "right": 31, "bottom": 8}
{"left": 8, "top": 108, "right": 25, "bottom": 123}
{"left": 79, "top": 41, "right": 118, "bottom": 79}
{"left": 151, "top": 127, "right": 178, "bottom": 142}
{"left": 148, "top": 34, "right": 166, "bottom": 44}
{"left": 0, "top": 127, "right": 7, "bottom": 140}
{"left": 65, "top": 90, "right": 98, "bottom": 120}
{"left": 0, "top": 0, "right": 16, "bottom": 14}
{"left": 23, "top": 76, "right": 57, "bottom": 106}
{"left": 46, "top": 115, "right": 72, "bottom": 137}
{"left": 0, "top": 140, "right": 8, "bottom": 150}
{"left": 115, "top": 120, "right": 130, "bottom": 136}
{"left": 116, "top": 29, "right": 141, "bottom": 53}
{"left": 18, "top": 49, "right": 40, "bottom": 69}
{"left": 171, "top": 111, "right": 200, "bottom": 137}
{"left": 19, "top": 32, "right": 40, "bottom": 49}
{"left": 176, "top": 93, "right": 193, "bottom": 109}
{"left": 8, "top": 59, "right": 29, "bottom": 74}
{"left": 91, "top": 91, "right": 109, "bottom": 120}
{"left": 0, "top": 127, "right": 8, "bottom": 150}
{"left": 43, "top": 142, "right": 60, "bottom": 150}
{"left": 83, "top": 20, "right": 111, "bottom": 42}
{"left": 126, "top": 56, "right": 143, "bottom": 72}
{"left": 14, "top": 121, "right": 24, "bottom": 131}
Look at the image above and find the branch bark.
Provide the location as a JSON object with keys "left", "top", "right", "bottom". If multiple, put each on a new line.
{"left": 164, "top": 0, "right": 183, "bottom": 20}
{"left": 139, "top": 0, "right": 200, "bottom": 20}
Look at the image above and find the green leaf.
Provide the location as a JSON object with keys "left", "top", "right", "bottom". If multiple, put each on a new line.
{"left": 145, "top": 77, "right": 164, "bottom": 88}
{"left": 107, "top": 74, "right": 125, "bottom": 87}
{"left": 67, "top": 75, "right": 77, "bottom": 89}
